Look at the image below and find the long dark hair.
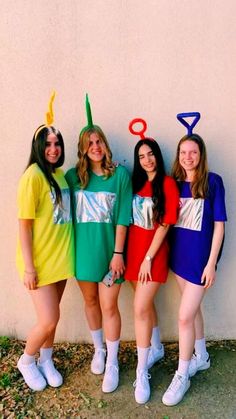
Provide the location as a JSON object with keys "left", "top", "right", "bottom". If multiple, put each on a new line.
{"left": 171, "top": 134, "right": 208, "bottom": 198}
{"left": 132, "top": 138, "right": 166, "bottom": 224}
{"left": 27, "top": 125, "right": 65, "bottom": 204}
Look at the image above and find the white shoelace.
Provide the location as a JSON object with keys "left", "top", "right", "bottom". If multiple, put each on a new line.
{"left": 168, "top": 373, "right": 184, "bottom": 393}
{"left": 28, "top": 362, "right": 42, "bottom": 378}
{"left": 105, "top": 364, "right": 118, "bottom": 373}
{"left": 133, "top": 371, "right": 151, "bottom": 388}
{"left": 94, "top": 348, "right": 106, "bottom": 357}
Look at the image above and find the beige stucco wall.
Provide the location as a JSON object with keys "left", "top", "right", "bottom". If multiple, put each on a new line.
{"left": 0, "top": 0, "right": 235, "bottom": 342}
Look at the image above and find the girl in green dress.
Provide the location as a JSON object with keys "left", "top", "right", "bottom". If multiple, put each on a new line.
{"left": 66, "top": 97, "right": 132, "bottom": 393}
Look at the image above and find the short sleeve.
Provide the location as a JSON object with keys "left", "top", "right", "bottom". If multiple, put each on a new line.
{"left": 65, "top": 168, "right": 76, "bottom": 188}
{"left": 210, "top": 173, "right": 227, "bottom": 221}
{"left": 17, "top": 170, "right": 41, "bottom": 219}
{"left": 162, "top": 176, "right": 180, "bottom": 225}
{"left": 115, "top": 166, "right": 132, "bottom": 226}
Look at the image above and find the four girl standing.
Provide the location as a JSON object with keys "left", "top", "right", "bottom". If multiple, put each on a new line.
{"left": 17, "top": 98, "right": 227, "bottom": 407}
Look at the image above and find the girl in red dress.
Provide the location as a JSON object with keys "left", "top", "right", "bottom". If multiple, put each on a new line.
{"left": 125, "top": 133, "right": 179, "bottom": 404}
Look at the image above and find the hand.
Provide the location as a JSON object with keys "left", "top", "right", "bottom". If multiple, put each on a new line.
{"left": 23, "top": 271, "right": 38, "bottom": 290}
{"left": 138, "top": 259, "right": 152, "bottom": 284}
{"left": 110, "top": 254, "right": 125, "bottom": 280}
{"left": 201, "top": 263, "right": 216, "bottom": 289}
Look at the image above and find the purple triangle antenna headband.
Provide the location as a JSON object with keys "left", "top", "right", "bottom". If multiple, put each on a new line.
{"left": 177, "top": 112, "right": 201, "bottom": 136}
{"left": 128, "top": 118, "right": 155, "bottom": 141}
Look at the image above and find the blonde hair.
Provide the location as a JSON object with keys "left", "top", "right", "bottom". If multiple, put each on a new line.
{"left": 172, "top": 134, "right": 209, "bottom": 198}
{"left": 76, "top": 126, "right": 115, "bottom": 188}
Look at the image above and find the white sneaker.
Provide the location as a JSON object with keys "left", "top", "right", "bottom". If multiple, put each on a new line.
{"left": 91, "top": 348, "right": 106, "bottom": 375}
{"left": 102, "top": 364, "right": 119, "bottom": 393}
{"left": 37, "top": 359, "right": 63, "bottom": 387}
{"left": 147, "top": 344, "right": 165, "bottom": 369}
{"left": 133, "top": 369, "right": 151, "bottom": 404}
{"left": 189, "top": 353, "right": 210, "bottom": 377}
{"left": 17, "top": 355, "right": 47, "bottom": 391}
{"left": 162, "top": 371, "right": 190, "bottom": 406}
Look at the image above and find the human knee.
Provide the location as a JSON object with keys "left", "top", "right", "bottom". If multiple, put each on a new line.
{"left": 134, "top": 303, "right": 149, "bottom": 321}
{"left": 178, "top": 312, "right": 195, "bottom": 329}
{"left": 41, "top": 316, "right": 59, "bottom": 335}
{"left": 101, "top": 301, "right": 118, "bottom": 318}
{"left": 84, "top": 294, "right": 99, "bottom": 309}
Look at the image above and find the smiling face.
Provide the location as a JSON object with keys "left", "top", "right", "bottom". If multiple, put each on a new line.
{"left": 44, "top": 133, "right": 62, "bottom": 165}
{"left": 179, "top": 140, "right": 201, "bottom": 178}
{"left": 138, "top": 144, "right": 157, "bottom": 180}
{"left": 86, "top": 132, "right": 106, "bottom": 165}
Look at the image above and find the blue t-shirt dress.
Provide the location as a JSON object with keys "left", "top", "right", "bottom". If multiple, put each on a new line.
{"left": 170, "top": 172, "right": 227, "bottom": 285}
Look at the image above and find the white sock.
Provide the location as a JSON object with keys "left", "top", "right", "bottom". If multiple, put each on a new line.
{"left": 177, "top": 358, "right": 190, "bottom": 377}
{"left": 137, "top": 346, "right": 150, "bottom": 371}
{"left": 90, "top": 328, "right": 104, "bottom": 349}
{"left": 40, "top": 347, "right": 53, "bottom": 363}
{"left": 106, "top": 339, "right": 119, "bottom": 366}
{"left": 194, "top": 338, "right": 208, "bottom": 359}
{"left": 21, "top": 352, "right": 36, "bottom": 365}
{"left": 150, "top": 326, "right": 162, "bottom": 349}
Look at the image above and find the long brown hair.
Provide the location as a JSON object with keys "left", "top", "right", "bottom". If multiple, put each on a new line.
{"left": 171, "top": 134, "right": 209, "bottom": 198}
{"left": 76, "top": 126, "right": 115, "bottom": 188}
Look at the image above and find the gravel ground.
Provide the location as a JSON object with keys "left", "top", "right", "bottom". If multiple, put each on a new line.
{"left": 1, "top": 338, "right": 236, "bottom": 418}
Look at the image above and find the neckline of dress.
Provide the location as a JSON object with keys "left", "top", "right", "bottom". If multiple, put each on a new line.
{"left": 90, "top": 169, "right": 104, "bottom": 178}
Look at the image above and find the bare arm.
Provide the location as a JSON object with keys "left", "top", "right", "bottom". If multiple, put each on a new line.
{"left": 201, "top": 221, "right": 225, "bottom": 289}
{"left": 138, "top": 223, "right": 170, "bottom": 284}
{"left": 109, "top": 225, "right": 127, "bottom": 279}
{"left": 19, "top": 219, "right": 38, "bottom": 290}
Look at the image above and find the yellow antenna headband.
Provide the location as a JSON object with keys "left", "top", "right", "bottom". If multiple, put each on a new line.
{"left": 34, "top": 91, "right": 56, "bottom": 140}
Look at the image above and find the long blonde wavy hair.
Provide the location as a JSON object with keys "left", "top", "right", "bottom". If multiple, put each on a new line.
{"left": 171, "top": 134, "right": 209, "bottom": 198}
{"left": 76, "top": 126, "right": 115, "bottom": 188}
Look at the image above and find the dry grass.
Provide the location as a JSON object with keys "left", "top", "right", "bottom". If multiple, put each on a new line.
{"left": 1, "top": 338, "right": 236, "bottom": 418}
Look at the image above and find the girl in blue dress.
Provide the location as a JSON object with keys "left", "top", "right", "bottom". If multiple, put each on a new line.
{"left": 162, "top": 113, "right": 227, "bottom": 406}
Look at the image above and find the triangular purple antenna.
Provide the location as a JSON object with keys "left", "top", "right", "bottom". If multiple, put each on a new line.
{"left": 177, "top": 112, "right": 201, "bottom": 136}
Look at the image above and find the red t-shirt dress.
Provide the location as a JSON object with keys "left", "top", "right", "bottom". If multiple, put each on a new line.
{"left": 124, "top": 176, "right": 179, "bottom": 283}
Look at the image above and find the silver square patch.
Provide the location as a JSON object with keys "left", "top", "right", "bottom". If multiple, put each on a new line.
{"left": 50, "top": 189, "right": 72, "bottom": 224}
{"left": 132, "top": 195, "right": 154, "bottom": 230}
{"left": 75, "top": 190, "right": 116, "bottom": 223}
{"left": 174, "top": 197, "right": 204, "bottom": 231}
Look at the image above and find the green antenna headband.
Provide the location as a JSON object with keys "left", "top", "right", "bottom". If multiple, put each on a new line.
{"left": 79, "top": 94, "right": 100, "bottom": 136}
{"left": 86, "top": 93, "right": 93, "bottom": 127}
